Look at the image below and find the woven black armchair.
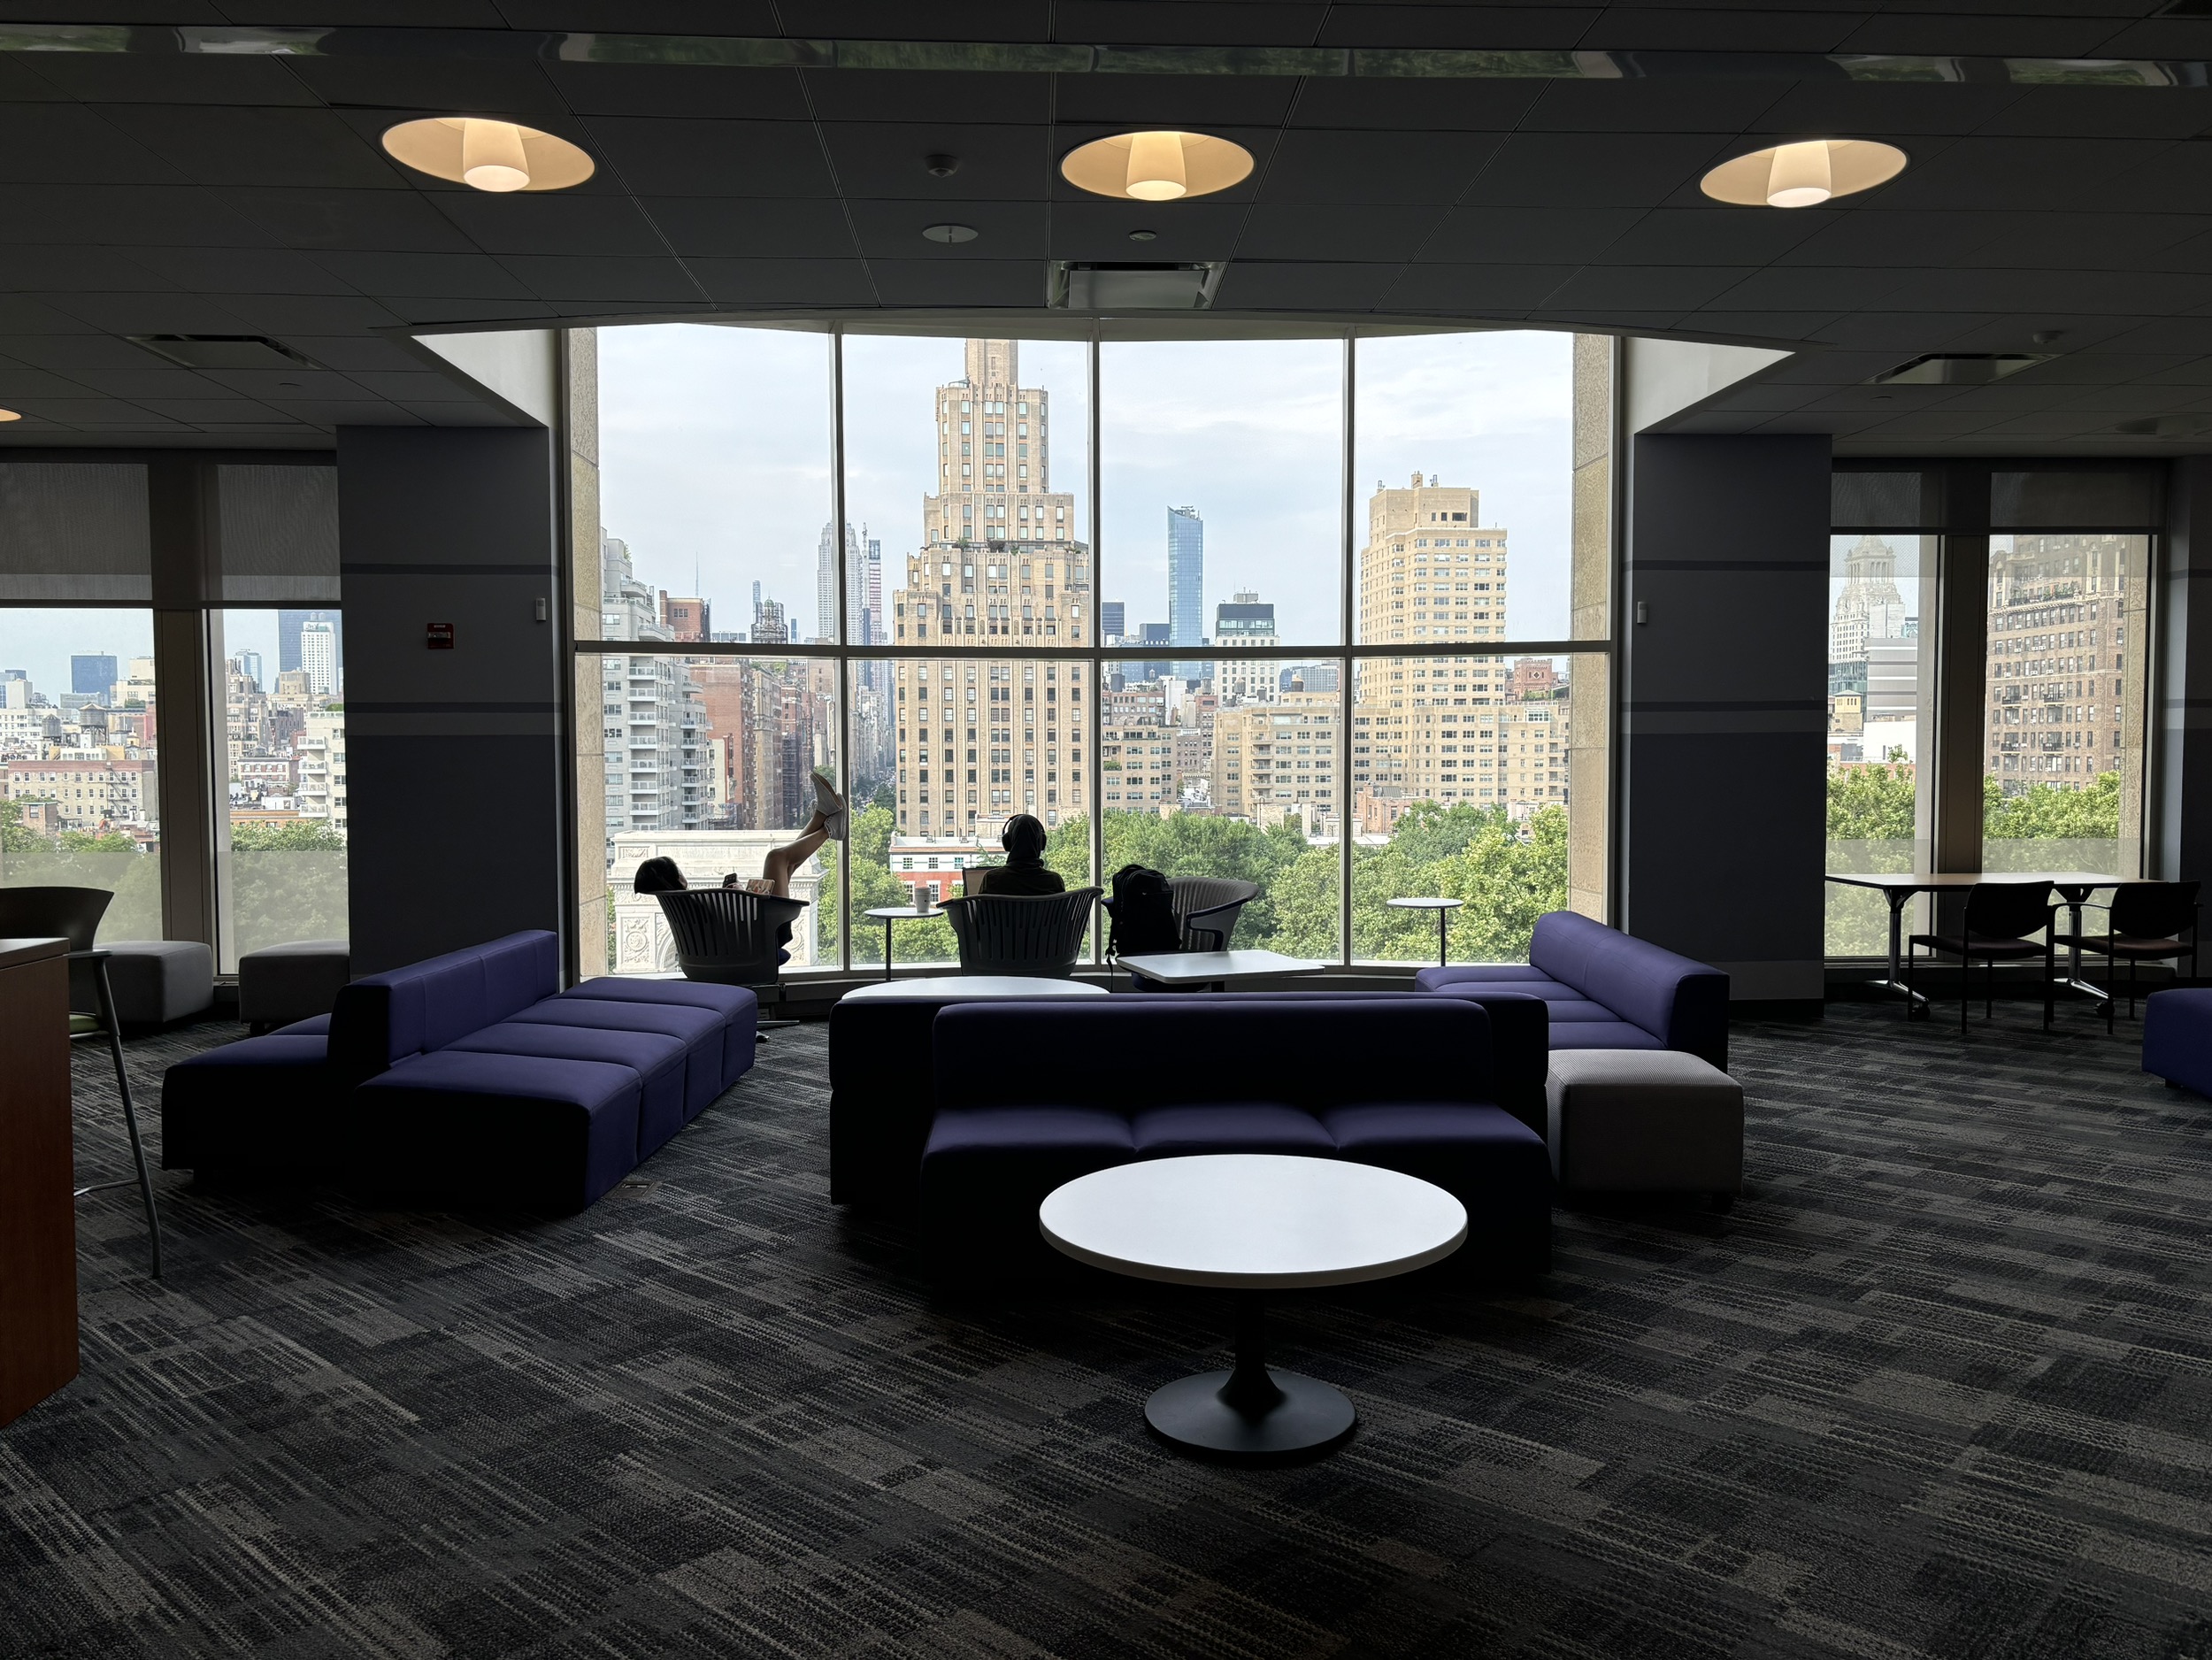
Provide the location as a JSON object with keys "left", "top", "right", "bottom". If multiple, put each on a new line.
{"left": 654, "top": 888, "right": 809, "bottom": 1030}
{"left": 940, "top": 888, "right": 1102, "bottom": 978}
{"left": 1168, "top": 876, "right": 1260, "bottom": 952}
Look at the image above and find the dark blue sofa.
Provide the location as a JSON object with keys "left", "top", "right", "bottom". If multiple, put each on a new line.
{"left": 1417, "top": 911, "right": 1729, "bottom": 1068}
{"left": 830, "top": 986, "right": 1548, "bottom": 1210}
{"left": 2142, "top": 988, "right": 2212, "bottom": 1095}
{"left": 921, "top": 997, "right": 1551, "bottom": 1282}
{"left": 163, "top": 931, "right": 757, "bottom": 1210}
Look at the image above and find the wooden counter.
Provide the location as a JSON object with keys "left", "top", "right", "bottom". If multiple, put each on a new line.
{"left": 0, "top": 936, "right": 76, "bottom": 1426}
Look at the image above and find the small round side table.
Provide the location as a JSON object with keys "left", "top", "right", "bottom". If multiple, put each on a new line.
{"left": 863, "top": 905, "right": 937, "bottom": 981}
{"left": 1387, "top": 895, "right": 1463, "bottom": 966}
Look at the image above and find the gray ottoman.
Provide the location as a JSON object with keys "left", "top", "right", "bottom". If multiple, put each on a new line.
{"left": 238, "top": 939, "right": 350, "bottom": 1034}
{"left": 1546, "top": 1049, "right": 1744, "bottom": 1208}
{"left": 103, "top": 940, "right": 215, "bottom": 1027}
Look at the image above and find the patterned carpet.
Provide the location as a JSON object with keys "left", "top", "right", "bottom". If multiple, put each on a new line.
{"left": 4, "top": 1001, "right": 2209, "bottom": 1659}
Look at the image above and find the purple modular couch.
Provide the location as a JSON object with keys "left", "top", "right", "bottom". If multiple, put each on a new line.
{"left": 1417, "top": 911, "right": 1730, "bottom": 1068}
{"left": 920, "top": 997, "right": 1551, "bottom": 1282}
{"left": 162, "top": 931, "right": 757, "bottom": 1211}
{"left": 830, "top": 987, "right": 1549, "bottom": 1211}
{"left": 2142, "top": 988, "right": 2212, "bottom": 1095}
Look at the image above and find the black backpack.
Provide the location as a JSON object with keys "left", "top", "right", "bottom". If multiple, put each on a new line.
{"left": 1106, "top": 864, "right": 1180, "bottom": 957}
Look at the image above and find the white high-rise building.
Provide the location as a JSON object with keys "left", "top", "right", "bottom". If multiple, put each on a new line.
{"left": 299, "top": 619, "right": 340, "bottom": 699}
{"left": 601, "top": 534, "right": 704, "bottom": 836}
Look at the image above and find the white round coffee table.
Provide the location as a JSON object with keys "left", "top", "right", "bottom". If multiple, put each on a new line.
{"left": 1040, "top": 1155, "right": 1467, "bottom": 1463}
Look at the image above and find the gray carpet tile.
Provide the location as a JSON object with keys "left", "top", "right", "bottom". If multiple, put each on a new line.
{"left": 4, "top": 1002, "right": 2210, "bottom": 1659}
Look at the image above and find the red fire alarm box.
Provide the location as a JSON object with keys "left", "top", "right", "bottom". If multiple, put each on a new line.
{"left": 426, "top": 622, "right": 455, "bottom": 649}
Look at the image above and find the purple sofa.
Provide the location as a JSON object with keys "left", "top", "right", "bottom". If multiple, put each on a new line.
{"left": 920, "top": 997, "right": 1551, "bottom": 1282}
{"left": 2142, "top": 988, "right": 2212, "bottom": 1095}
{"left": 162, "top": 932, "right": 757, "bottom": 1210}
{"left": 1417, "top": 911, "right": 1729, "bottom": 1069}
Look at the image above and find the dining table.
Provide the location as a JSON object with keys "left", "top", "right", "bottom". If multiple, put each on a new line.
{"left": 1824, "top": 869, "right": 2122, "bottom": 1014}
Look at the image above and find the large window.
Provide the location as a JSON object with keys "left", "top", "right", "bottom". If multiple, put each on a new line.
{"left": 586, "top": 325, "right": 1608, "bottom": 972}
{"left": 0, "top": 607, "right": 162, "bottom": 942}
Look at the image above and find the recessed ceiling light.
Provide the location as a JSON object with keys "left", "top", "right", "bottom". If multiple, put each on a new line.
{"left": 921, "top": 223, "right": 979, "bottom": 243}
{"left": 0, "top": 408, "right": 21, "bottom": 422}
{"left": 1061, "top": 132, "right": 1253, "bottom": 202}
{"left": 381, "top": 118, "right": 595, "bottom": 193}
{"left": 1700, "top": 138, "right": 1907, "bottom": 208}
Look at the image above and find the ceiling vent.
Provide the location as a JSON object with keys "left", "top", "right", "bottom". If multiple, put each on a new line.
{"left": 1868, "top": 352, "right": 2055, "bottom": 386}
{"left": 1046, "top": 261, "right": 1225, "bottom": 311}
{"left": 128, "top": 334, "right": 322, "bottom": 371}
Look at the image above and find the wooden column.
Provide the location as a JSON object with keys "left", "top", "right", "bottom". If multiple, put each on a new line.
{"left": 0, "top": 937, "right": 77, "bottom": 1426}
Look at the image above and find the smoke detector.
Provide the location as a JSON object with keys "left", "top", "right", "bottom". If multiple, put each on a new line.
{"left": 1047, "top": 261, "right": 1225, "bottom": 311}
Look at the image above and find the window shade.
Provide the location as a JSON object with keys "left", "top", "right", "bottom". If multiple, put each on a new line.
{"left": 218, "top": 464, "right": 339, "bottom": 603}
{"left": 0, "top": 463, "right": 151, "bottom": 602}
{"left": 1990, "top": 467, "right": 2161, "bottom": 532}
{"left": 1831, "top": 469, "right": 1930, "bottom": 531}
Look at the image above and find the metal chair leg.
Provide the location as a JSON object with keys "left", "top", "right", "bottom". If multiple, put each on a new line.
{"left": 1985, "top": 956, "right": 1995, "bottom": 1022}
{"left": 93, "top": 957, "right": 161, "bottom": 1280}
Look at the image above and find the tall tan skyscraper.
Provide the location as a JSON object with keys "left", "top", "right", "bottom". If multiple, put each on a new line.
{"left": 1349, "top": 473, "right": 1566, "bottom": 814}
{"left": 889, "top": 339, "right": 1091, "bottom": 837}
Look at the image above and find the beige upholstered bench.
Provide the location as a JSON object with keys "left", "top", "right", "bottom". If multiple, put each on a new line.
{"left": 1545, "top": 1049, "right": 1744, "bottom": 1210}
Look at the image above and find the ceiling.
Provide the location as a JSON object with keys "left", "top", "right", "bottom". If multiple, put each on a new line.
{"left": 4, "top": 1, "right": 2212, "bottom": 453}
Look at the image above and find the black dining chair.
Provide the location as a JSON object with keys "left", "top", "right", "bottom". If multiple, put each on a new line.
{"left": 941, "top": 888, "right": 1102, "bottom": 978}
{"left": 1907, "top": 880, "right": 2056, "bottom": 1034}
{"left": 655, "top": 888, "right": 809, "bottom": 1031}
{"left": 2055, "top": 880, "right": 2200, "bottom": 1028}
{"left": 0, "top": 886, "right": 161, "bottom": 1278}
{"left": 1167, "top": 877, "right": 1260, "bottom": 952}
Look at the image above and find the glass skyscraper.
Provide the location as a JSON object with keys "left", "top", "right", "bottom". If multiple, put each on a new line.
{"left": 1167, "top": 503, "right": 1203, "bottom": 680}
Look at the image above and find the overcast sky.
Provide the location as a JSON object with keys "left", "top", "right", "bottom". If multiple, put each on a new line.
{"left": 0, "top": 609, "right": 309, "bottom": 706}
{"left": 599, "top": 325, "right": 1576, "bottom": 648}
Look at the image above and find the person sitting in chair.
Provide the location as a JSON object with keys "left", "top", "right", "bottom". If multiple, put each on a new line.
{"left": 632, "top": 777, "right": 847, "bottom": 955}
{"left": 967, "top": 813, "right": 1064, "bottom": 897}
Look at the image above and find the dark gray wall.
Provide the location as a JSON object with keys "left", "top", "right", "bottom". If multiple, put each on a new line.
{"left": 338, "top": 427, "right": 564, "bottom": 975}
{"left": 2155, "top": 455, "right": 2212, "bottom": 886}
{"left": 1622, "top": 434, "right": 1830, "bottom": 1002}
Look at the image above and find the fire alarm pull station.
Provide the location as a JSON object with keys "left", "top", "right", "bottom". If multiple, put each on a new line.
{"left": 426, "top": 622, "right": 455, "bottom": 649}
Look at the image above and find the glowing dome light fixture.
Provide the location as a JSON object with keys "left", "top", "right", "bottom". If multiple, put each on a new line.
{"left": 1700, "top": 138, "right": 1907, "bottom": 208}
{"left": 1061, "top": 131, "right": 1254, "bottom": 202}
{"left": 381, "top": 117, "right": 596, "bottom": 194}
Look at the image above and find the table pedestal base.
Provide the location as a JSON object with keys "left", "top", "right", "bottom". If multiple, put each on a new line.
{"left": 1144, "top": 1294, "right": 1355, "bottom": 1464}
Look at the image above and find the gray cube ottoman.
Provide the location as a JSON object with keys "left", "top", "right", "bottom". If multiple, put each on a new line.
{"left": 103, "top": 940, "right": 215, "bottom": 1027}
{"left": 1546, "top": 1049, "right": 1744, "bottom": 1209}
{"left": 238, "top": 939, "right": 351, "bottom": 1034}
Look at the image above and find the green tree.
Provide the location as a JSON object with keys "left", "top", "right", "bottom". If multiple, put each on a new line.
{"left": 1984, "top": 771, "right": 2120, "bottom": 841}
{"left": 1, "top": 796, "right": 47, "bottom": 855}
{"left": 1827, "top": 760, "right": 1917, "bottom": 842}
{"left": 228, "top": 820, "right": 349, "bottom": 952}
{"left": 818, "top": 803, "right": 956, "bottom": 965}
{"left": 230, "top": 819, "right": 345, "bottom": 853}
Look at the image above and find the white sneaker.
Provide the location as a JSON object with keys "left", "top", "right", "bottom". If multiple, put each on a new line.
{"left": 813, "top": 774, "right": 848, "bottom": 841}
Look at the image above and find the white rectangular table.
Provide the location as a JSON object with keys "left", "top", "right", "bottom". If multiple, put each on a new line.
{"left": 1116, "top": 949, "right": 1328, "bottom": 992}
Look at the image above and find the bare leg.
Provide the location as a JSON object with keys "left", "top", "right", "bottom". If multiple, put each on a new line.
{"left": 757, "top": 812, "right": 829, "bottom": 895}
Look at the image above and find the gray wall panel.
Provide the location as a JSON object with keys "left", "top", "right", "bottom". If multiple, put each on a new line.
{"left": 1624, "top": 434, "right": 1830, "bottom": 1002}
{"left": 2155, "top": 455, "right": 2212, "bottom": 887}
{"left": 338, "top": 427, "right": 562, "bottom": 975}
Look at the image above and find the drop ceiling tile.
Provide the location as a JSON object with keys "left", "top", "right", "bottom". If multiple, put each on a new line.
{"left": 1972, "top": 211, "right": 2208, "bottom": 272}
{"left": 216, "top": 187, "right": 482, "bottom": 254}
{"left": 1415, "top": 206, "right": 1644, "bottom": 264}
{"left": 1455, "top": 132, "right": 1730, "bottom": 208}
{"left": 0, "top": 104, "right": 173, "bottom": 186}
{"left": 1287, "top": 78, "right": 1548, "bottom": 133}
{"left": 844, "top": 199, "right": 1048, "bottom": 261}
{"left": 1054, "top": 2, "right": 1330, "bottom": 45}
{"left": 1593, "top": 206, "right": 1828, "bottom": 265}
{"left": 97, "top": 106, "right": 403, "bottom": 191}
{"left": 1046, "top": 200, "right": 1247, "bottom": 262}
{"left": 1685, "top": 265, "right": 1903, "bottom": 311}
{"left": 136, "top": 247, "right": 362, "bottom": 297}
{"left": 1846, "top": 410, "right": 2008, "bottom": 439}
{"left": 1892, "top": 266, "right": 2212, "bottom": 316}
{"left": 0, "top": 333, "right": 170, "bottom": 372}
{"left": 283, "top": 58, "right": 571, "bottom": 118}
{"left": 866, "top": 257, "right": 1044, "bottom": 307}
{"left": 255, "top": 399, "right": 423, "bottom": 426}
{"left": 778, "top": 1, "right": 1053, "bottom": 40}
{"left": 803, "top": 71, "right": 1055, "bottom": 126}
{"left": 495, "top": 255, "right": 707, "bottom": 304}
{"left": 1520, "top": 78, "right": 1800, "bottom": 135}
{"left": 1874, "top": 136, "right": 2162, "bottom": 213}
{"left": 234, "top": 1, "right": 507, "bottom": 20}
{"left": 137, "top": 397, "right": 285, "bottom": 423}
{"left": 0, "top": 248, "right": 173, "bottom": 294}
{"left": 821, "top": 123, "right": 1052, "bottom": 201}
{"left": 542, "top": 64, "right": 811, "bottom": 121}
{"left": 394, "top": 400, "right": 503, "bottom": 424}
{"left": 1214, "top": 261, "right": 1403, "bottom": 310}
{"left": 1592, "top": 11, "right": 1861, "bottom": 50}
{"left": 1316, "top": 4, "right": 1596, "bottom": 47}
{"left": 2131, "top": 358, "right": 2212, "bottom": 387}
{"left": 16, "top": 395, "right": 204, "bottom": 423}
{"left": 1693, "top": 382, "right": 1824, "bottom": 412}
{"left": 492, "top": 1, "right": 780, "bottom": 30}
{"left": 638, "top": 196, "right": 858, "bottom": 259}
{"left": 42, "top": 293, "right": 251, "bottom": 334}
{"left": 215, "top": 295, "right": 409, "bottom": 334}
{"left": 0, "top": 56, "right": 73, "bottom": 103}
{"left": 0, "top": 368, "right": 103, "bottom": 399}
{"left": 1974, "top": 87, "right": 2212, "bottom": 142}
{"left": 1831, "top": 16, "right": 2120, "bottom": 56}
{"left": 2093, "top": 19, "right": 2212, "bottom": 58}
{"left": 1816, "top": 313, "right": 2008, "bottom": 351}
{"left": 431, "top": 192, "right": 670, "bottom": 257}
{"left": 687, "top": 257, "right": 879, "bottom": 305}
{"left": 0, "top": 183, "right": 280, "bottom": 250}
{"left": 286, "top": 334, "right": 432, "bottom": 373}
{"left": 1543, "top": 265, "right": 1754, "bottom": 310}
{"left": 581, "top": 117, "right": 834, "bottom": 198}
{"left": 2051, "top": 384, "right": 2208, "bottom": 414}
{"left": 342, "top": 370, "right": 490, "bottom": 401}
{"left": 193, "top": 368, "right": 372, "bottom": 402}
{"left": 1385, "top": 263, "right": 1583, "bottom": 312}
{"left": 1679, "top": 311, "right": 1841, "bottom": 344}
{"left": 1778, "top": 210, "right": 2010, "bottom": 269}
{"left": 69, "top": 368, "right": 230, "bottom": 399}
{"left": 378, "top": 298, "right": 561, "bottom": 325}
{"left": 1049, "top": 74, "right": 1304, "bottom": 128}
{"left": 2084, "top": 145, "right": 2212, "bottom": 215}
{"left": 312, "top": 250, "right": 541, "bottom": 299}
{"left": 1749, "top": 81, "right": 2023, "bottom": 137}
{"left": 1256, "top": 130, "right": 1502, "bottom": 205}
{"left": 2096, "top": 319, "right": 2212, "bottom": 354}
{"left": 23, "top": 52, "right": 321, "bottom": 106}
{"left": 1234, "top": 203, "right": 1444, "bottom": 261}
